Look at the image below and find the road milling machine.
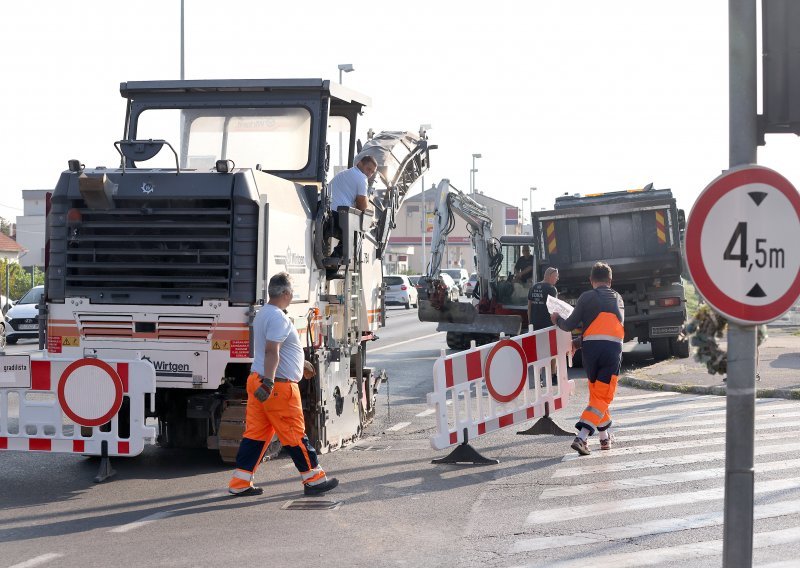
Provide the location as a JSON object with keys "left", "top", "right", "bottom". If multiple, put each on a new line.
{"left": 417, "top": 180, "right": 535, "bottom": 350}
{"left": 0, "top": 79, "right": 430, "bottom": 466}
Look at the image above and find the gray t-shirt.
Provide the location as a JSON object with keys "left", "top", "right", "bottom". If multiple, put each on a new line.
{"left": 251, "top": 304, "right": 304, "bottom": 381}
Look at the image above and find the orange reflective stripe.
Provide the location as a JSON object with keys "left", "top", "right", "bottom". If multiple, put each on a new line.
{"left": 583, "top": 312, "right": 624, "bottom": 340}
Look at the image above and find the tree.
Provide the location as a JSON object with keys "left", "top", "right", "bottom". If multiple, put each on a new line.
{"left": 0, "top": 217, "right": 11, "bottom": 237}
{"left": 0, "top": 259, "right": 45, "bottom": 304}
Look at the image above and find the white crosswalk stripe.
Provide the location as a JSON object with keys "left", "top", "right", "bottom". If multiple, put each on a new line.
{"left": 509, "top": 527, "right": 800, "bottom": 568}
{"left": 501, "top": 392, "right": 800, "bottom": 566}
{"left": 552, "top": 441, "right": 800, "bottom": 478}
{"left": 560, "top": 429, "right": 789, "bottom": 463}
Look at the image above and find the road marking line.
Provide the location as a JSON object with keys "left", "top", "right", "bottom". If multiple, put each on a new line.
{"left": 8, "top": 555, "right": 64, "bottom": 568}
{"left": 527, "top": 476, "right": 800, "bottom": 525}
{"left": 541, "top": 457, "right": 800, "bottom": 499}
{"left": 387, "top": 422, "right": 411, "bottom": 431}
{"left": 369, "top": 331, "right": 444, "bottom": 353}
{"left": 613, "top": 391, "right": 681, "bottom": 401}
{"left": 552, "top": 441, "right": 800, "bottom": 478}
{"left": 110, "top": 511, "right": 172, "bottom": 533}
{"left": 509, "top": 526, "right": 800, "bottom": 568}
{"left": 561, "top": 429, "right": 789, "bottom": 463}
{"left": 615, "top": 400, "right": 793, "bottom": 424}
{"left": 620, "top": 409, "right": 800, "bottom": 432}
{"left": 612, "top": 394, "right": 708, "bottom": 409}
{"left": 610, "top": 419, "right": 800, "bottom": 444}
{"left": 513, "top": 497, "right": 800, "bottom": 553}
{"left": 415, "top": 408, "right": 436, "bottom": 417}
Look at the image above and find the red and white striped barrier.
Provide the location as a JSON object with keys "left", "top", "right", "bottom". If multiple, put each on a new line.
{"left": 0, "top": 356, "right": 156, "bottom": 456}
{"left": 427, "top": 326, "right": 575, "bottom": 450}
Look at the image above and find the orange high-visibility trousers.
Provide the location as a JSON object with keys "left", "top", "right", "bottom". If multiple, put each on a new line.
{"left": 228, "top": 372, "right": 327, "bottom": 494}
{"left": 575, "top": 339, "right": 622, "bottom": 434}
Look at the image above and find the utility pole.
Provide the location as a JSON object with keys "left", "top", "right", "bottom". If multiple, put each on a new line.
{"left": 723, "top": 1, "right": 758, "bottom": 566}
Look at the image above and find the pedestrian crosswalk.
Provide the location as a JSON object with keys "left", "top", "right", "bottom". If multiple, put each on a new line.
{"left": 502, "top": 391, "right": 800, "bottom": 567}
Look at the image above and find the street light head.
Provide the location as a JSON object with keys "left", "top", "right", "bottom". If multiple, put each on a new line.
{"left": 337, "top": 63, "right": 355, "bottom": 73}
{"left": 472, "top": 153, "right": 482, "bottom": 159}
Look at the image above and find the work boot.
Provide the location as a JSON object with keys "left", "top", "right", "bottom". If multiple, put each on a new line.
{"left": 303, "top": 477, "right": 339, "bottom": 496}
{"left": 571, "top": 437, "right": 590, "bottom": 456}
{"left": 599, "top": 432, "right": 615, "bottom": 451}
{"left": 229, "top": 485, "right": 264, "bottom": 497}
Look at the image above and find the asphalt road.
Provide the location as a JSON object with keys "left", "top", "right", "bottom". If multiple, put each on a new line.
{"left": 2, "top": 310, "right": 800, "bottom": 568}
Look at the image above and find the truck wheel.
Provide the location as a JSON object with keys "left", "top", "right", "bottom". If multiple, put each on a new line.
{"left": 651, "top": 338, "right": 671, "bottom": 361}
{"left": 670, "top": 337, "right": 690, "bottom": 359}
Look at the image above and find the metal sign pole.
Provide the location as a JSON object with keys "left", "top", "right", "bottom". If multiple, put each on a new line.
{"left": 724, "top": 0, "right": 758, "bottom": 565}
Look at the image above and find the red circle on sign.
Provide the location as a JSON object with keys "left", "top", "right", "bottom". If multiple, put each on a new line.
{"left": 484, "top": 339, "right": 527, "bottom": 403}
{"left": 57, "top": 358, "right": 124, "bottom": 427}
{"left": 685, "top": 165, "right": 800, "bottom": 324}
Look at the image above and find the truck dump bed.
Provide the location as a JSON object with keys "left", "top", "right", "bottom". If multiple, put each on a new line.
{"left": 532, "top": 188, "right": 684, "bottom": 286}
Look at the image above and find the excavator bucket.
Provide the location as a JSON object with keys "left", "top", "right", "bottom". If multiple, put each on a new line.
{"left": 417, "top": 298, "right": 477, "bottom": 324}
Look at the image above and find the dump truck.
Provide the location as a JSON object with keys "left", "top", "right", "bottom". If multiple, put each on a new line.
{"left": 531, "top": 185, "right": 689, "bottom": 360}
{"left": 0, "top": 79, "right": 430, "bottom": 478}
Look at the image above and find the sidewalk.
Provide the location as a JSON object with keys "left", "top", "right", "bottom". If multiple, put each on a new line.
{"left": 620, "top": 326, "right": 800, "bottom": 400}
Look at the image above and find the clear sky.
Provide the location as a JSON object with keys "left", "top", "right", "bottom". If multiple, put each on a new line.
{"left": 2, "top": 0, "right": 798, "bottom": 223}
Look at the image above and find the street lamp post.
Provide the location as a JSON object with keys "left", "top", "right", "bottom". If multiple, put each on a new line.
{"left": 521, "top": 197, "right": 528, "bottom": 235}
{"left": 470, "top": 153, "right": 482, "bottom": 194}
{"left": 337, "top": 64, "right": 355, "bottom": 169}
{"left": 419, "top": 124, "right": 432, "bottom": 274}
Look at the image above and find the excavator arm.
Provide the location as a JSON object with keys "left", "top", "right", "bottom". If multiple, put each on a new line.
{"left": 418, "top": 180, "right": 502, "bottom": 325}
{"left": 356, "top": 131, "right": 432, "bottom": 259}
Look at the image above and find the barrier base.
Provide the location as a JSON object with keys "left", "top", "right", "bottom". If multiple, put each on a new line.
{"left": 517, "top": 415, "right": 573, "bottom": 437}
{"left": 517, "top": 401, "right": 573, "bottom": 437}
{"left": 432, "top": 429, "right": 499, "bottom": 465}
{"left": 94, "top": 441, "right": 117, "bottom": 483}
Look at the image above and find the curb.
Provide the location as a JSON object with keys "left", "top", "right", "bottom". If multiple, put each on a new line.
{"left": 619, "top": 374, "right": 800, "bottom": 400}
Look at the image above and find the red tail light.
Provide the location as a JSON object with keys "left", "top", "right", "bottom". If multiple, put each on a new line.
{"left": 400, "top": 285, "right": 407, "bottom": 290}
{"left": 658, "top": 297, "right": 681, "bottom": 307}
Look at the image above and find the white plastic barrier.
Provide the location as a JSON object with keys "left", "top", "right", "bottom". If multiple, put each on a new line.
{"left": 0, "top": 356, "right": 156, "bottom": 456}
{"left": 427, "top": 326, "right": 575, "bottom": 450}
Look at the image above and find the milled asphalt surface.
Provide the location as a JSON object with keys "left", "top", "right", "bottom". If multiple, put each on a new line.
{"left": 621, "top": 325, "right": 800, "bottom": 399}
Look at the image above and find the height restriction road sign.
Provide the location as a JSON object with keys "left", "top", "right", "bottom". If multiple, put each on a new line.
{"left": 685, "top": 165, "right": 800, "bottom": 325}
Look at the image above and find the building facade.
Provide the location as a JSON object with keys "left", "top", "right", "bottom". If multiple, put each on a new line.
{"left": 385, "top": 184, "right": 524, "bottom": 275}
{"left": 15, "top": 190, "right": 48, "bottom": 268}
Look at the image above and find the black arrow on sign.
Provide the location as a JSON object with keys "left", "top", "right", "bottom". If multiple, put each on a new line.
{"left": 746, "top": 283, "right": 767, "bottom": 298}
{"left": 748, "top": 191, "right": 768, "bottom": 206}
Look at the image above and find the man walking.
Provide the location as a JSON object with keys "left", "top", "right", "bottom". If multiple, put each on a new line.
{"left": 228, "top": 272, "right": 338, "bottom": 496}
{"left": 551, "top": 262, "right": 624, "bottom": 456}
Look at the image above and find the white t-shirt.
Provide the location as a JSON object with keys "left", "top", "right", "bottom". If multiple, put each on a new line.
{"left": 251, "top": 304, "right": 304, "bottom": 381}
{"left": 329, "top": 166, "right": 368, "bottom": 210}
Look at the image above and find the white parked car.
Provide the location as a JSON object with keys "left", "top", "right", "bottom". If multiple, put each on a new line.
{"left": 384, "top": 275, "right": 418, "bottom": 309}
{"left": 463, "top": 273, "right": 479, "bottom": 297}
{"left": 4, "top": 285, "right": 43, "bottom": 344}
{"left": 441, "top": 268, "right": 469, "bottom": 294}
{"left": 438, "top": 273, "right": 460, "bottom": 302}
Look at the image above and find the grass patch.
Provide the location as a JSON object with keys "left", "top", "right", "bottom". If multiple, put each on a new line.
{"left": 793, "top": 330, "right": 800, "bottom": 337}
{"left": 684, "top": 279, "right": 701, "bottom": 318}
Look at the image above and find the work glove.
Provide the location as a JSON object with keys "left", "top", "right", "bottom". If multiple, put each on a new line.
{"left": 254, "top": 376, "right": 274, "bottom": 402}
